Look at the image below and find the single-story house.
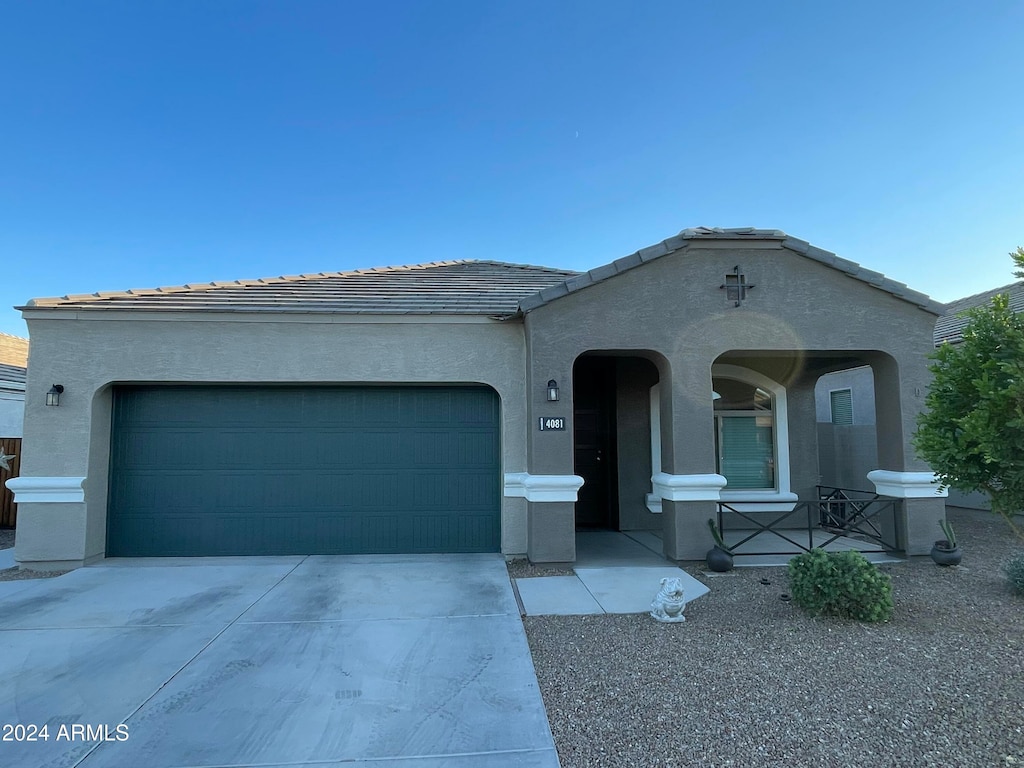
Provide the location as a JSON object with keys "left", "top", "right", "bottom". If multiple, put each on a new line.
{"left": 6, "top": 227, "right": 949, "bottom": 570}
{"left": 816, "top": 279, "right": 1024, "bottom": 509}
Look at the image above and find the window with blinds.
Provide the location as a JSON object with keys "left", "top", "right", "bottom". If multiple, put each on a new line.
{"left": 830, "top": 389, "right": 853, "bottom": 425}
{"left": 718, "top": 415, "right": 775, "bottom": 489}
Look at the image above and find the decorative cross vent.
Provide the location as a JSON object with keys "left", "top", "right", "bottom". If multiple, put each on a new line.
{"left": 721, "top": 266, "right": 754, "bottom": 307}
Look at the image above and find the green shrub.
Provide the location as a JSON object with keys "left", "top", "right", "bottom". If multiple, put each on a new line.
{"left": 1005, "top": 553, "right": 1024, "bottom": 594}
{"left": 787, "top": 549, "right": 893, "bottom": 623}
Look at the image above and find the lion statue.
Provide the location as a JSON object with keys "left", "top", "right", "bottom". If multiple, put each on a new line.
{"left": 649, "top": 576, "right": 687, "bottom": 623}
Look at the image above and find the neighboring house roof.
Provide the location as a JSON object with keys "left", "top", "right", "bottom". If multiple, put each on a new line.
{"left": 22, "top": 261, "right": 580, "bottom": 318}
{"left": 934, "top": 280, "right": 1024, "bottom": 346}
{"left": 0, "top": 363, "right": 26, "bottom": 391}
{"left": 0, "top": 333, "right": 28, "bottom": 367}
{"left": 518, "top": 228, "right": 944, "bottom": 315}
{"left": 20, "top": 228, "right": 945, "bottom": 319}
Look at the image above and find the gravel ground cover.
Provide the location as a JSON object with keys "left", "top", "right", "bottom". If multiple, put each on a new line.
{"left": 507, "top": 557, "right": 575, "bottom": 579}
{"left": 0, "top": 527, "right": 70, "bottom": 580}
{"left": 524, "top": 507, "right": 1024, "bottom": 767}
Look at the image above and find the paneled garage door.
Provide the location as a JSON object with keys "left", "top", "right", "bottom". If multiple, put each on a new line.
{"left": 107, "top": 385, "right": 501, "bottom": 556}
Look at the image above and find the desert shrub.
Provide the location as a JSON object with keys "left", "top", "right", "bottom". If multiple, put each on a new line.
{"left": 788, "top": 549, "right": 893, "bottom": 623}
{"left": 1005, "top": 553, "right": 1024, "bottom": 595}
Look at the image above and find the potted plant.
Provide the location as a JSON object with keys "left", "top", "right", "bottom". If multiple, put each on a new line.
{"left": 706, "top": 518, "right": 734, "bottom": 572}
{"left": 930, "top": 519, "right": 962, "bottom": 566}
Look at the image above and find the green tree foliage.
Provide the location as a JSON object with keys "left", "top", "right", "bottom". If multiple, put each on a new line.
{"left": 913, "top": 292, "right": 1024, "bottom": 536}
{"left": 1012, "top": 246, "right": 1024, "bottom": 279}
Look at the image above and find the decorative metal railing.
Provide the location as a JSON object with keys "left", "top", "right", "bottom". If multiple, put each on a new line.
{"left": 716, "top": 486, "right": 903, "bottom": 555}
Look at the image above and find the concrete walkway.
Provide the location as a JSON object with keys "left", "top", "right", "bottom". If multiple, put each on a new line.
{"left": 510, "top": 529, "right": 901, "bottom": 617}
{"left": 0, "top": 554, "right": 559, "bottom": 768}
{"left": 513, "top": 532, "right": 710, "bottom": 616}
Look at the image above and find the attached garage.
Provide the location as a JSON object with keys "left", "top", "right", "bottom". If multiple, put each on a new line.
{"left": 107, "top": 385, "right": 501, "bottom": 557}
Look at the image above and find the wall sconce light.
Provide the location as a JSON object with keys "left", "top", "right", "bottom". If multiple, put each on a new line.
{"left": 46, "top": 384, "right": 64, "bottom": 407}
{"left": 546, "top": 379, "right": 559, "bottom": 402}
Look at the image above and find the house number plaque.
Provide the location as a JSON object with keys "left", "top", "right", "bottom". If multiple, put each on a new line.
{"left": 538, "top": 417, "right": 566, "bottom": 431}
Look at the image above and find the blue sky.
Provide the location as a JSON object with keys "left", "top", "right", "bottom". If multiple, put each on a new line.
{"left": 1, "top": 1, "right": 1022, "bottom": 338}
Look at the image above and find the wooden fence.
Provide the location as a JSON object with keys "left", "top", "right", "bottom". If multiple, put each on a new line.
{"left": 0, "top": 437, "right": 21, "bottom": 527}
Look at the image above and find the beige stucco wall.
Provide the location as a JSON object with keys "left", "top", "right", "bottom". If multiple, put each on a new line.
{"left": 14, "top": 237, "right": 945, "bottom": 566}
{"left": 16, "top": 314, "right": 528, "bottom": 565}
{"left": 522, "top": 240, "right": 941, "bottom": 558}
{"left": 526, "top": 242, "right": 937, "bottom": 472}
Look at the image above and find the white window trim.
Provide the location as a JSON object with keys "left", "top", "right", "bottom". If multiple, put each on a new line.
{"left": 713, "top": 363, "right": 792, "bottom": 503}
{"left": 645, "top": 366, "right": 794, "bottom": 509}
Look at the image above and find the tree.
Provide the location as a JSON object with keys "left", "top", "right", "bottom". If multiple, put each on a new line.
{"left": 914, "top": 291, "right": 1024, "bottom": 538}
{"left": 1013, "top": 246, "right": 1024, "bottom": 279}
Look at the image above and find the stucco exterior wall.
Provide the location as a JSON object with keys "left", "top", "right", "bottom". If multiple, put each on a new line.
{"left": 522, "top": 240, "right": 941, "bottom": 558}
{"left": 614, "top": 357, "right": 660, "bottom": 531}
{"left": 13, "top": 236, "right": 945, "bottom": 566}
{"left": 16, "top": 314, "right": 528, "bottom": 565}
{"left": 527, "top": 244, "right": 935, "bottom": 469}
{"left": 817, "top": 423, "right": 880, "bottom": 490}
{"left": 814, "top": 365, "right": 876, "bottom": 425}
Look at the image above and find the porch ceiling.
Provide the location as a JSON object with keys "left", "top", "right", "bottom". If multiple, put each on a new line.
{"left": 715, "top": 352, "right": 870, "bottom": 385}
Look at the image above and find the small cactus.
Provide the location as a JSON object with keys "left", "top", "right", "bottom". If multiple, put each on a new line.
{"left": 938, "top": 519, "right": 957, "bottom": 549}
{"left": 707, "top": 518, "right": 730, "bottom": 552}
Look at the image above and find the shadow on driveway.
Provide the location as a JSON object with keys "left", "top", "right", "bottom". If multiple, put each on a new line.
{"left": 0, "top": 554, "right": 559, "bottom": 768}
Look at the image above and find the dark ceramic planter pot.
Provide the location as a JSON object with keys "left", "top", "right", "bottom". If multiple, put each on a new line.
{"left": 706, "top": 546, "right": 734, "bottom": 572}
{"left": 930, "top": 540, "right": 962, "bottom": 566}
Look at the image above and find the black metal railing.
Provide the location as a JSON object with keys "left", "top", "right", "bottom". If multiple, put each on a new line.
{"left": 717, "top": 486, "right": 903, "bottom": 556}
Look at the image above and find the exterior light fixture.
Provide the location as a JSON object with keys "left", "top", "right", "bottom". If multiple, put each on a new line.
{"left": 46, "top": 384, "right": 64, "bottom": 407}
{"left": 546, "top": 379, "right": 559, "bottom": 402}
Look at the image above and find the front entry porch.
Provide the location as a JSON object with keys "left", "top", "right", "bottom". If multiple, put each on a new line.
{"left": 718, "top": 484, "right": 906, "bottom": 564}
{"left": 512, "top": 520, "right": 903, "bottom": 617}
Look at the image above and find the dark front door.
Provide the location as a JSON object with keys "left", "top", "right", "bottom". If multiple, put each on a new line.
{"left": 573, "top": 357, "right": 618, "bottom": 529}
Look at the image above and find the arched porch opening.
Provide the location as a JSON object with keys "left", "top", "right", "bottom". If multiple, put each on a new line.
{"left": 707, "top": 350, "right": 908, "bottom": 558}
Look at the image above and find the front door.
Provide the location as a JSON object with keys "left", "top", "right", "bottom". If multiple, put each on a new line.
{"left": 573, "top": 357, "right": 618, "bottom": 529}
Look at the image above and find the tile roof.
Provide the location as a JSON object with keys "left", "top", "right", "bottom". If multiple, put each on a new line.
{"left": 19, "top": 228, "right": 945, "bottom": 321}
{"left": 519, "top": 227, "right": 945, "bottom": 315}
{"left": 0, "top": 333, "right": 28, "bottom": 367}
{"left": 22, "top": 260, "right": 580, "bottom": 318}
{"left": 934, "top": 280, "right": 1024, "bottom": 346}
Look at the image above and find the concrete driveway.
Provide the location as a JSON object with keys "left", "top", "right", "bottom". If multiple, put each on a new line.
{"left": 0, "top": 554, "right": 559, "bottom": 768}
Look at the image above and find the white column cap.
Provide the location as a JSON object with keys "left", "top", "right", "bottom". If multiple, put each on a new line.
{"left": 5, "top": 476, "right": 86, "bottom": 503}
{"left": 652, "top": 473, "right": 728, "bottom": 502}
{"left": 504, "top": 473, "right": 585, "bottom": 502}
{"left": 867, "top": 470, "right": 948, "bottom": 498}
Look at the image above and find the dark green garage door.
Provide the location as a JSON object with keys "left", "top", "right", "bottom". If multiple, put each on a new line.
{"left": 107, "top": 385, "right": 501, "bottom": 557}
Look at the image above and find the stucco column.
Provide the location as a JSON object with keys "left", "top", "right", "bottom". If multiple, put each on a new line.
{"left": 656, "top": 360, "right": 723, "bottom": 560}
{"left": 521, "top": 320, "right": 581, "bottom": 563}
{"left": 7, "top": 369, "right": 95, "bottom": 570}
{"left": 787, "top": 374, "right": 821, "bottom": 498}
{"left": 867, "top": 470, "right": 948, "bottom": 555}
{"left": 867, "top": 352, "right": 946, "bottom": 555}
{"left": 869, "top": 351, "right": 933, "bottom": 473}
